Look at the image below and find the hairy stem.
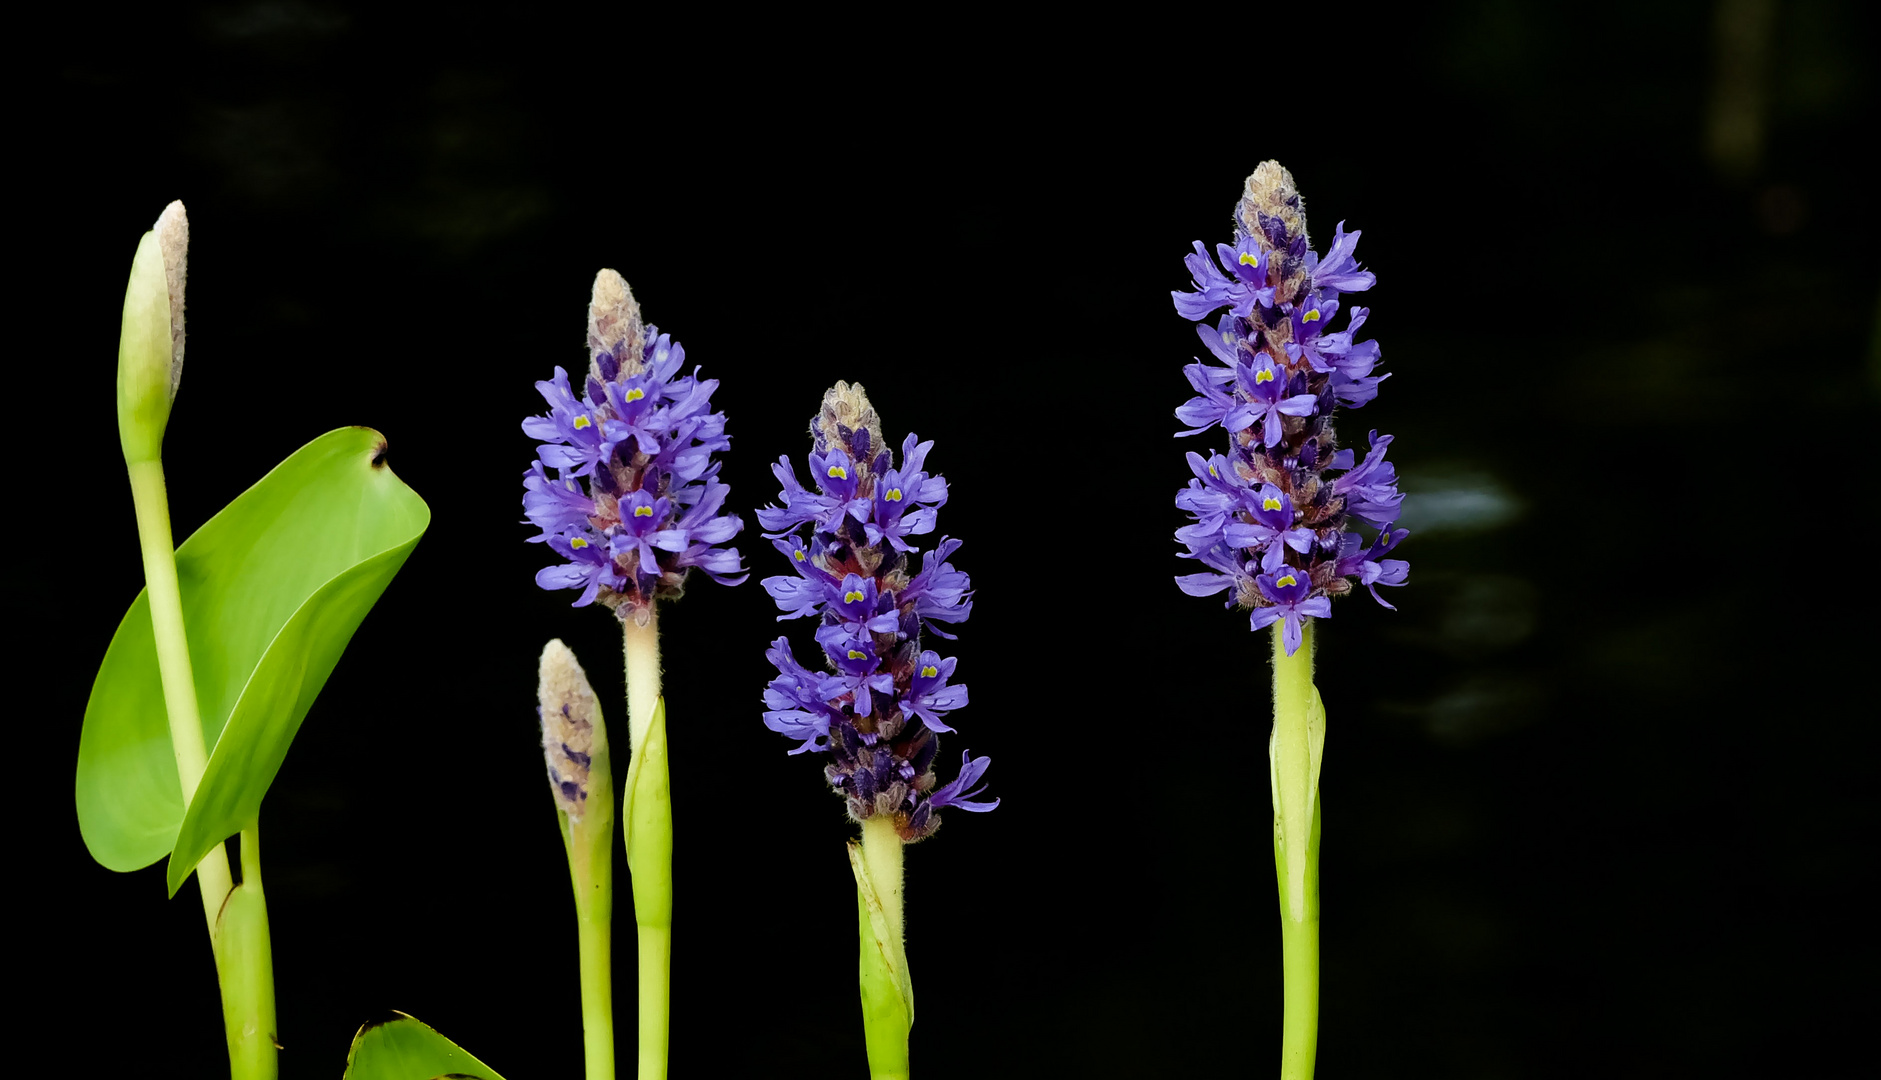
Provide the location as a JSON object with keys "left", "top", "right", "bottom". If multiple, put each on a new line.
{"left": 622, "top": 611, "right": 670, "bottom": 1080}
{"left": 856, "top": 815, "right": 910, "bottom": 1080}
{"left": 1271, "top": 621, "right": 1322, "bottom": 1080}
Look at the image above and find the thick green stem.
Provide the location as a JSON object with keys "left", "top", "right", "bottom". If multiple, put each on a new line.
{"left": 1271, "top": 621, "right": 1323, "bottom": 1080}
{"left": 218, "top": 824, "right": 280, "bottom": 1080}
{"left": 128, "top": 459, "right": 278, "bottom": 1080}
{"left": 622, "top": 612, "right": 670, "bottom": 1080}
{"left": 855, "top": 816, "right": 911, "bottom": 1080}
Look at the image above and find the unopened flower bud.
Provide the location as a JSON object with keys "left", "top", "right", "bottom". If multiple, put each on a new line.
{"left": 117, "top": 201, "right": 188, "bottom": 464}
{"left": 539, "top": 638, "right": 608, "bottom": 823}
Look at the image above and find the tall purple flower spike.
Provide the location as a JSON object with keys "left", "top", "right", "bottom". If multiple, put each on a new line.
{"left": 522, "top": 269, "right": 746, "bottom": 619}
{"left": 759, "top": 382, "right": 995, "bottom": 842}
{"left": 1171, "top": 161, "right": 1408, "bottom": 653}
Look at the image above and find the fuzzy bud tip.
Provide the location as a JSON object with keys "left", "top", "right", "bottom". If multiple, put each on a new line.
{"left": 537, "top": 638, "right": 606, "bottom": 823}
{"left": 153, "top": 200, "right": 188, "bottom": 397}
{"left": 588, "top": 268, "right": 645, "bottom": 377}
{"left": 814, "top": 380, "right": 884, "bottom": 458}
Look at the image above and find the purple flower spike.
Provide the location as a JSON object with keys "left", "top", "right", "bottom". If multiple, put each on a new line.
{"left": 522, "top": 270, "right": 745, "bottom": 619}
{"left": 760, "top": 382, "right": 994, "bottom": 841}
{"left": 1170, "top": 161, "right": 1408, "bottom": 654}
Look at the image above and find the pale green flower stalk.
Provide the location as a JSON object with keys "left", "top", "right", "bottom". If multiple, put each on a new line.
{"left": 621, "top": 616, "right": 672, "bottom": 1080}
{"left": 538, "top": 640, "right": 618, "bottom": 1080}
{"left": 850, "top": 817, "right": 912, "bottom": 1080}
{"left": 119, "top": 202, "right": 280, "bottom": 1080}
{"left": 1269, "top": 622, "right": 1325, "bottom": 1080}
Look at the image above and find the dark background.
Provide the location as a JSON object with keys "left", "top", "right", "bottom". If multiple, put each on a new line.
{"left": 13, "top": 3, "right": 1876, "bottom": 1077}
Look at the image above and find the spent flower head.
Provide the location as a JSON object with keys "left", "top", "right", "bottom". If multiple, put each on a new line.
{"left": 1172, "top": 162, "right": 1408, "bottom": 653}
{"left": 522, "top": 270, "right": 746, "bottom": 620}
{"left": 759, "top": 383, "right": 995, "bottom": 841}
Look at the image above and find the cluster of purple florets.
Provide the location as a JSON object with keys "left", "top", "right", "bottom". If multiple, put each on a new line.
{"left": 522, "top": 309, "right": 746, "bottom": 616}
{"left": 1171, "top": 162, "right": 1408, "bottom": 654}
{"left": 759, "top": 387, "right": 996, "bottom": 840}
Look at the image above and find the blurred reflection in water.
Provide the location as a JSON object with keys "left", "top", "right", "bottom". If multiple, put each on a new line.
{"left": 1395, "top": 465, "right": 1521, "bottom": 537}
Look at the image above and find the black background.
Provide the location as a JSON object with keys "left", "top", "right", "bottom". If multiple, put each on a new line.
{"left": 14, "top": 3, "right": 1877, "bottom": 1077}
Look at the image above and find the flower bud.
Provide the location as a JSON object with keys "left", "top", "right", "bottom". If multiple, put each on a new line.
{"left": 538, "top": 638, "right": 609, "bottom": 824}
{"left": 117, "top": 201, "right": 188, "bottom": 464}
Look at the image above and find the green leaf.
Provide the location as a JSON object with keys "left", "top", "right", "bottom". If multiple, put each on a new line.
{"left": 76, "top": 427, "right": 429, "bottom": 890}
{"left": 343, "top": 1012, "right": 506, "bottom": 1080}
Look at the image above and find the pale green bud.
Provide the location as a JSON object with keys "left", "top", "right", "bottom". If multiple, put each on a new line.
{"left": 117, "top": 201, "right": 188, "bottom": 464}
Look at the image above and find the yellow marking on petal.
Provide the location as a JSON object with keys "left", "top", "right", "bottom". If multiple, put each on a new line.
{"left": 793, "top": 548, "right": 806, "bottom": 561}
{"left": 1254, "top": 369, "right": 1275, "bottom": 384}
{"left": 573, "top": 414, "right": 592, "bottom": 430}
{"left": 845, "top": 590, "right": 866, "bottom": 604}
{"left": 624, "top": 387, "right": 646, "bottom": 403}
{"left": 633, "top": 505, "right": 654, "bottom": 518}
{"left": 885, "top": 488, "right": 903, "bottom": 501}
{"left": 1276, "top": 574, "right": 1298, "bottom": 588}
{"left": 847, "top": 649, "right": 867, "bottom": 660}
{"left": 1302, "top": 308, "right": 1321, "bottom": 323}
{"left": 570, "top": 537, "right": 588, "bottom": 549}
{"left": 1263, "top": 496, "right": 1283, "bottom": 511}
{"left": 920, "top": 664, "right": 939, "bottom": 678}
{"left": 1238, "top": 252, "right": 1261, "bottom": 266}
{"left": 828, "top": 465, "right": 849, "bottom": 480}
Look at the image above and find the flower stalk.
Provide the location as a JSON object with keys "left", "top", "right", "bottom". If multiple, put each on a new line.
{"left": 1269, "top": 622, "right": 1324, "bottom": 1080}
{"left": 621, "top": 616, "right": 671, "bottom": 1080}
{"left": 850, "top": 816, "right": 912, "bottom": 1080}
{"left": 121, "top": 202, "right": 278, "bottom": 1080}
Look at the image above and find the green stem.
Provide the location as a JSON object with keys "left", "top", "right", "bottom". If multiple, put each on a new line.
{"left": 218, "top": 824, "right": 280, "bottom": 1080}
{"left": 1271, "top": 621, "right": 1322, "bottom": 1080}
{"left": 856, "top": 816, "right": 910, "bottom": 1080}
{"left": 572, "top": 812, "right": 616, "bottom": 1080}
{"left": 622, "top": 611, "right": 670, "bottom": 1080}
{"left": 128, "top": 459, "right": 278, "bottom": 1080}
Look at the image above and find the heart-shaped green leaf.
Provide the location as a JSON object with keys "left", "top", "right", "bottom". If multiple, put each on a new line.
{"left": 76, "top": 427, "right": 429, "bottom": 891}
{"left": 343, "top": 1012, "right": 507, "bottom": 1080}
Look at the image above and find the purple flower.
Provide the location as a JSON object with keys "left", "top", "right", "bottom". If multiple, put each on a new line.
{"left": 1171, "top": 162, "right": 1407, "bottom": 654}
{"left": 1223, "top": 485, "right": 1317, "bottom": 574}
{"left": 1238, "top": 354, "right": 1320, "bottom": 449}
{"left": 522, "top": 272, "right": 745, "bottom": 616}
{"left": 760, "top": 382, "right": 994, "bottom": 841}
{"left": 1250, "top": 566, "right": 1333, "bottom": 654}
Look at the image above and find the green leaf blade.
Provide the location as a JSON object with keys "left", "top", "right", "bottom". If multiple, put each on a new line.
{"left": 77, "top": 427, "right": 430, "bottom": 878}
{"left": 343, "top": 1013, "right": 506, "bottom": 1080}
